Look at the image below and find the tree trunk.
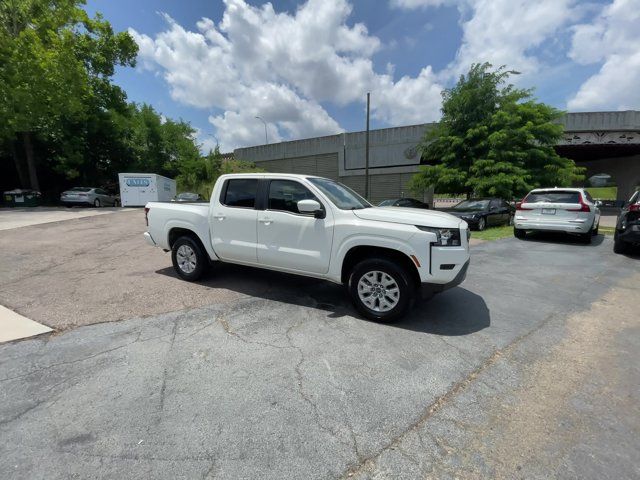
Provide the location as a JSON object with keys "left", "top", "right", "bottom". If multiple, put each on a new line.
{"left": 22, "top": 132, "right": 40, "bottom": 191}
{"left": 10, "top": 138, "right": 28, "bottom": 188}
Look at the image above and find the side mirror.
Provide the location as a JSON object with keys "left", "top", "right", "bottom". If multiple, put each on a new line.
{"left": 297, "top": 199, "right": 325, "bottom": 219}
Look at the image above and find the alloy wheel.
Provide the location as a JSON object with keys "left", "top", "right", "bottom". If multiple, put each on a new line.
{"left": 176, "top": 244, "right": 197, "bottom": 273}
{"left": 357, "top": 270, "right": 400, "bottom": 312}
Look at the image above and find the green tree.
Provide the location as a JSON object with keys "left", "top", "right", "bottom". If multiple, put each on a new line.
{"left": 409, "top": 63, "right": 584, "bottom": 199}
{"left": 0, "top": 0, "right": 137, "bottom": 190}
{"left": 176, "top": 147, "right": 264, "bottom": 200}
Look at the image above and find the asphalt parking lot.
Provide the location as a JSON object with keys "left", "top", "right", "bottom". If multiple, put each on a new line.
{"left": 0, "top": 210, "right": 638, "bottom": 479}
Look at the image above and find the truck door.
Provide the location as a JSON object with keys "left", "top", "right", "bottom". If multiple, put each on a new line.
{"left": 211, "top": 178, "right": 259, "bottom": 263}
{"left": 257, "top": 179, "right": 334, "bottom": 274}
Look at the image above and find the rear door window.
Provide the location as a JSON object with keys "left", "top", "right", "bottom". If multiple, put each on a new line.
{"left": 222, "top": 179, "right": 258, "bottom": 208}
{"left": 526, "top": 191, "right": 580, "bottom": 203}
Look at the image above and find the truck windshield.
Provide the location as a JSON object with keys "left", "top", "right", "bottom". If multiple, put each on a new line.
{"left": 308, "top": 178, "right": 371, "bottom": 210}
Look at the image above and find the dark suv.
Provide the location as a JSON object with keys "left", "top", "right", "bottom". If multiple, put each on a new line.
{"left": 613, "top": 190, "right": 640, "bottom": 254}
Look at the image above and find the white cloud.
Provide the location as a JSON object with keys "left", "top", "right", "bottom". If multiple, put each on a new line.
{"left": 390, "top": 0, "right": 457, "bottom": 8}
{"left": 130, "top": 0, "right": 445, "bottom": 150}
{"left": 373, "top": 67, "right": 443, "bottom": 125}
{"left": 446, "top": 0, "right": 577, "bottom": 79}
{"left": 131, "top": 0, "right": 639, "bottom": 151}
{"left": 568, "top": 0, "right": 640, "bottom": 110}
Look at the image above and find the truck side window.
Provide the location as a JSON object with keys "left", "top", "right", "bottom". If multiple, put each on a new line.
{"left": 223, "top": 179, "right": 258, "bottom": 208}
{"left": 268, "top": 180, "right": 317, "bottom": 214}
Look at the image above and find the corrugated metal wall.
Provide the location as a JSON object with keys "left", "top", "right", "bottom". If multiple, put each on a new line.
{"left": 257, "top": 153, "right": 339, "bottom": 181}
{"left": 250, "top": 153, "right": 423, "bottom": 205}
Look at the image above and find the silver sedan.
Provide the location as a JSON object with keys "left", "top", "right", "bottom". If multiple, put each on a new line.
{"left": 60, "top": 187, "right": 119, "bottom": 207}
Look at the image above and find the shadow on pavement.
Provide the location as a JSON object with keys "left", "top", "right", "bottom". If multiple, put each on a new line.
{"left": 156, "top": 262, "right": 490, "bottom": 336}
{"left": 516, "top": 231, "right": 606, "bottom": 246}
{"left": 397, "top": 288, "right": 490, "bottom": 336}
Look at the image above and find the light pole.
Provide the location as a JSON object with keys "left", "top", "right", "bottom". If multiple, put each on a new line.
{"left": 207, "top": 133, "right": 219, "bottom": 150}
{"left": 255, "top": 116, "right": 268, "bottom": 144}
{"left": 364, "top": 92, "right": 370, "bottom": 200}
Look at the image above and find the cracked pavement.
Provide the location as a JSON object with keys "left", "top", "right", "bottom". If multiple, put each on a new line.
{"left": 1, "top": 211, "right": 639, "bottom": 479}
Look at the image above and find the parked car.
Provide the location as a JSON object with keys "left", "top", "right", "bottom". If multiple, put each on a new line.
{"left": 378, "top": 198, "right": 429, "bottom": 209}
{"left": 613, "top": 189, "right": 640, "bottom": 254}
{"left": 514, "top": 188, "right": 600, "bottom": 243}
{"left": 144, "top": 174, "right": 470, "bottom": 322}
{"left": 445, "top": 198, "right": 514, "bottom": 231}
{"left": 60, "top": 187, "right": 119, "bottom": 207}
{"left": 172, "top": 192, "right": 204, "bottom": 202}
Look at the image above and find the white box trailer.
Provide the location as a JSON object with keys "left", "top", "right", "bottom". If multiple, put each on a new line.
{"left": 118, "top": 173, "right": 176, "bottom": 207}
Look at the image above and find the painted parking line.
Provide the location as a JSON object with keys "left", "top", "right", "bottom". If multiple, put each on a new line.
{"left": 0, "top": 305, "right": 53, "bottom": 343}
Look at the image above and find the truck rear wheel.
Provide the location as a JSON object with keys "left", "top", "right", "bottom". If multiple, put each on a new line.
{"left": 348, "top": 258, "right": 413, "bottom": 322}
{"left": 171, "top": 236, "right": 207, "bottom": 281}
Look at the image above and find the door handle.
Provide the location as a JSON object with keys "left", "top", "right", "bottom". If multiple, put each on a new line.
{"left": 259, "top": 218, "right": 273, "bottom": 225}
{"left": 213, "top": 214, "right": 226, "bottom": 220}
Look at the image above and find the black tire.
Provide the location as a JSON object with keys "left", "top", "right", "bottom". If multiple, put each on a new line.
{"left": 348, "top": 258, "right": 413, "bottom": 322}
{"left": 580, "top": 231, "right": 592, "bottom": 244}
{"left": 114, "top": 199, "right": 121, "bottom": 207}
{"left": 171, "top": 236, "right": 207, "bottom": 281}
{"left": 94, "top": 199, "right": 101, "bottom": 208}
{"left": 613, "top": 232, "right": 628, "bottom": 254}
{"left": 514, "top": 227, "right": 526, "bottom": 239}
{"left": 477, "top": 217, "right": 486, "bottom": 231}
{"left": 592, "top": 223, "right": 599, "bottom": 236}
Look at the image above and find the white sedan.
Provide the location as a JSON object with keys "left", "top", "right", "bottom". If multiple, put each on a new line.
{"left": 514, "top": 188, "right": 600, "bottom": 243}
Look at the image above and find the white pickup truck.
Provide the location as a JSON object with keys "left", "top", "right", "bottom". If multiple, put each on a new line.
{"left": 144, "top": 173, "right": 470, "bottom": 322}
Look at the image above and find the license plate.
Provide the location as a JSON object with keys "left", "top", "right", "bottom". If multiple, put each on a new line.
{"left": 542, "top": 208, "right": 556, "bottom": 215}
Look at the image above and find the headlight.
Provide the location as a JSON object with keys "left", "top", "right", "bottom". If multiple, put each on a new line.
{"left": 417, "top": 226, "right": 462, "bottom": 246}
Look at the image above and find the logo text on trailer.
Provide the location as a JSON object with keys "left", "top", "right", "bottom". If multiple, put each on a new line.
{"left": 126, "top": 178, "right": 151, "bottom": 187}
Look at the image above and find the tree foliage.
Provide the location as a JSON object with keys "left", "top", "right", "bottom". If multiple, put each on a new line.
{"left": 176, "top": 147, "right": 264, "bottom": 200}
{"left": 0, "top": 1, "right": 260, "bottom": 200}
{"left": 409, "top": 63, "right": 584, "bottom": 199}
{"left": 0, "top": 0, "right": 139, "bottom": 190}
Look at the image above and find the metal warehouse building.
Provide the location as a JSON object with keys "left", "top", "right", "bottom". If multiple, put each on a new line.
{"left": 233, "top": 110, "right": 640, "bottom": 204}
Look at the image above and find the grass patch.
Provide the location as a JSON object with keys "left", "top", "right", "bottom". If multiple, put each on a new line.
{"left": 470, "top": 225, "right": 616, "bottom": 241}
{"left": 470, "top": 225, "right": 514, "bottom": 241}
{"left": 586, "top": 186, "right": 617, "bottom": 199}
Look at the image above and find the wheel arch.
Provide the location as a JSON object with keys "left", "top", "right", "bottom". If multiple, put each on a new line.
{"left": 340, "top": 245, "right": 420, "bottom": 288}
{"left": 168, "top": 227, "right": 208, "bottom": 257}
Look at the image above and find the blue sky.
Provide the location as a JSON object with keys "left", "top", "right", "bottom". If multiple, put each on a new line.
{"left": 86, "top": 0, "right": 639, "bottom": 152}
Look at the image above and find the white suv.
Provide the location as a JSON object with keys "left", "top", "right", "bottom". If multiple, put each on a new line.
{"left": 514, "top": 188, "right": 600, "bottom": 243}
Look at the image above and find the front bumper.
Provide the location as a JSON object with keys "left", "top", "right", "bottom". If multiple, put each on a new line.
{"left": 420, "top": 258, "right": 469, "bottom": 298}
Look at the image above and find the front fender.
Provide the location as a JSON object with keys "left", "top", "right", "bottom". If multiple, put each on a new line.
{"left": 328, "top": 234, "right": 417, "bottom": 283}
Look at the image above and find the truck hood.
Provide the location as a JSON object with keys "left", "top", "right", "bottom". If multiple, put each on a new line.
{"left": 353, "top": 207, "right": 465, "bottom": 229}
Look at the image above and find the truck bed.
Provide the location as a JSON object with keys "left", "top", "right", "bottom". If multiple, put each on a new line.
{"left": 144, "top": 201, "right": 215, "bottom": 259}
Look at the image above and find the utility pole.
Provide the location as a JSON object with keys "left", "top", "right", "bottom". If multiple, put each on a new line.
{"left": 364, "top": 92, "right": 370, "bottom": 200}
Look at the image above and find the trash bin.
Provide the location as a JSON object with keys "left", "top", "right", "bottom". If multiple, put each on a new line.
{"left": 3, "top": 189, "right": 42, "bottom": 207}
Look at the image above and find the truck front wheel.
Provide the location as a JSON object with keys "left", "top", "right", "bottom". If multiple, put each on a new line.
{"left": 348, "top": 258, "right": 413, "bottom": 322}
{"left": 171, "top": 236, "right": 207, "bottom": 281}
